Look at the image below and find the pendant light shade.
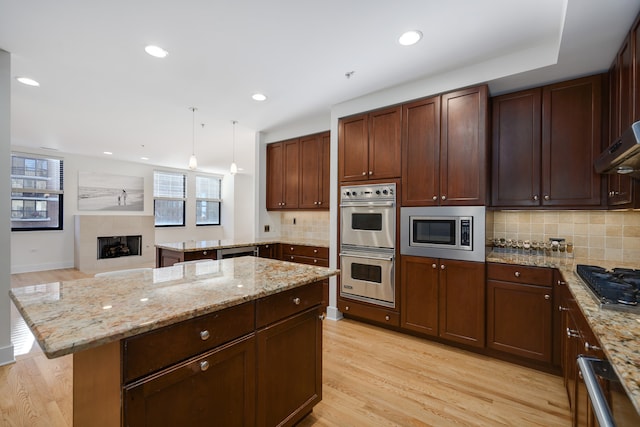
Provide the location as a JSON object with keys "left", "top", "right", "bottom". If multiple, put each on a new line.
{"left": 188, "top": 107, "right": 198, "bottom": 170}
{"left": 230, "top": 120, "right": 238, "bottom": 175}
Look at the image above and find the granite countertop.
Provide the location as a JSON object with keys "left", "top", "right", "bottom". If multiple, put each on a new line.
{"left": 487, "top": 250, "right": 640, "bottom": 414}
{"left": 155, "top": 238, "right": 329, "bottom": 252}
{"left": 9, "top": 257, "right": 339, "bottom": 359}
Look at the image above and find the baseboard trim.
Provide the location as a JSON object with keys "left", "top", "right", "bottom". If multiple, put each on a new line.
{"left": 11, "top": 261, "right": 75, "bottom": 274}
{"left": 326, "top": 305, "right": 343, "bottom": 321}
{"left": 0, "top": 343, "right": 15, "bottom": 367}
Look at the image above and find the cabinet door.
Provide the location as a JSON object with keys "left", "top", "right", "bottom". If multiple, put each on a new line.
{"left": 401, "top": 255, "right": 439, "bottom": 335}
{"left": 440, "top": 85, "right": 488, "bottom": 205}
{"left": 256, "top": 307, "right": 322, "bottom": 427}
{"left": 401, "top": 96, "right": 440, "bottom": 206}
{"left": 282, "top": 139, "right": 300, "bottom": 209}
{"left": 486, "top": 280, "right": 552, "bottom": 362}
{"left": 541, "top": 75, "right": 603, "bottom": 207}
{"left": 320, "top": 132, "right": 330, "bottom": 207}
{"left": 438, "top": 259, "right": 485, "bottom": 347}
{"left": 368, "top": 106, "right": 401, "bottom": 180}
{"left": 339, "top": 114, "right": 368, "bottom": 182}
{"left": 124, "top": 335, "right": 256, "bottom": 427}
{"left": 491, "top": 88, "right": 542, "bottom": 207}
{"left": 299, "top": 134, "right": 321, "bottom": 209}
{"left": 266, "top": 142, "right": 284, "bottom": 210}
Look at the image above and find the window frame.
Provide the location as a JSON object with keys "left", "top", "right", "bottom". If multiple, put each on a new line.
{"left": 11, "top": 152, "right": 64, "bottom": 232}
{"left": 153, "top": 170, "right": 187, "bottom": 227}
{"left": 195, "top": 174, "right": 222, "bottom": 226}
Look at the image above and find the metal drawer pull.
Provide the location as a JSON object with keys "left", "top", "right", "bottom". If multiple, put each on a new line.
{"left": 558, "top": 305, "right": 569, "bottom": 312}
{"left": 293, "top": 297, "right": 301, "bottom": 305}
{"left": 557, "top": 280, "right": 566, "bottom": 286}
{"left": 200, "top": 360, "right": 209, "bottom": 372}
{"left": 200, "top": 330, "right": 210, "bottom": 341}
{"left": 566, "top": 327, "right": 580, "bottom": 338}
{"left": 585, "top": 342, "right": 601, "bottom": 352}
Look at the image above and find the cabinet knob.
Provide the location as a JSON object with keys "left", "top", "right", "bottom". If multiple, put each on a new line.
{"left": 584, "top": 342, "right": 601, "bottom": 352}
{"left": 557, "top": 280, "right": 566, "bottom": 286}
{"left": 532, "top": 195, "right": 539, "bottom": 201}
{"left": 432, "top": 263, "right": 437, "bottom": 269}
{"left": 290, "top": 256, "right": 294, "bottom": 260}
{"left": 369, "top": 171, "right": 373, "bottom": 175}
{"left": 432, "top": 195, "right": 438, "bottom": 201}
{"left": 544, "top": 195, "right": 550, "bottom": 201}
{"left": 200, "top": 330, "right": 210, "bottom": 341}
{"left": 385, "top": 315, "right": 390, "bottom": 321}
{"left": 558, "top": 305, "right": 569, "bottom": 312}
{"left": 362, "top": 172, "right": 367, "bottom": 176}
{"left": 293, "top": 297, "right": 301, "bottom": 305}
{"left": 544, "top": 294, "right": 551, "bottom": 300}
{"left": 314, "top": 201, "right": 318, "bottom": 205}
{"left": 290, "top": 247, "right": 294, "bottom": 251}
{"left": 203, "top": 251, "right": 207, "bottom": 255}
{"left": 313, "top": 259, "right": 317, "bottom": 263}
{"left": 200, "top": 360, "right": 210, "bottom": 372}
{"left": 318, "top": 201, "right": 322, "bottom": 205}
{"left": 566, "top": 327, "right": 580, "bottom": 338}
{"left": 313, "top": 249, "right": 318, "bottom": 253}
{"left": 319, "top": 313, "right": 326, "bottom": 321}
{"left": 345, "top": 306, "right": 350, "bottom": 311}
{"left": 440, "top": 264, "right": 445, "bottom": 270}
{"left": 441, "top": 195, "right": 446, "bottom": 200}
{"left": 514, "top": 271, "right": 521, "bottom": 278}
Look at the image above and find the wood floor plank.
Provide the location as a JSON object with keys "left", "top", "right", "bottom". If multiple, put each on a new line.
{"left": 2, "top": 268, "right": 571, "bottom": 426}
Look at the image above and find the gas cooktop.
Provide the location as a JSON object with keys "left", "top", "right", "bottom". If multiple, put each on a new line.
{"left": 576, "top": 264, "right": 640, "bottom": 314}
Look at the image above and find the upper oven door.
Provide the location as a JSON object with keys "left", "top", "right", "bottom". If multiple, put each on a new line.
{"left": 340, "top": 202, "right": 395, "bottom": 249}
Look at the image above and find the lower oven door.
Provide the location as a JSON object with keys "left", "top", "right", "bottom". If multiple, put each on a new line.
{"left": 339, "top": 248, "right": 395, "bottom": 308}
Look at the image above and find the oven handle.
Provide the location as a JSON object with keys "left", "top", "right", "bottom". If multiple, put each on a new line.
{"left": 577, "top": 356, "right": 615, "bottom": 427}
{"left": 339, "top": 252, "right": 394, "bottom": 261}
{"left": 339, "top": 201, "right": 395, "bottom": 208}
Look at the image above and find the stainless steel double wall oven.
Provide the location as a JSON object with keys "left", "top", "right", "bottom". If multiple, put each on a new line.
{"left": 340, "top": 183, "right": 396, "bottom": 308}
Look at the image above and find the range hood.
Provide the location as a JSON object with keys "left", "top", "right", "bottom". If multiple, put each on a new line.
{"left": 594, "top": 121, "right": 640, "bottom": 179}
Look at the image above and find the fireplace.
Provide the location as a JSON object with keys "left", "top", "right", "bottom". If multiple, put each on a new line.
{"left": 97, "top": 235, "right": 142, "bottom": 260}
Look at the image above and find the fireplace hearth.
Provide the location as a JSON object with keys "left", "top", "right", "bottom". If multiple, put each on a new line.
{"left": 97, "top": 235, "right": 142, "bottom": 260}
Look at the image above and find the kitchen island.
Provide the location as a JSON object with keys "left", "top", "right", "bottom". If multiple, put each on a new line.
{"left": 487, "top": 250, "right": 640, "bottom": 418}
{"left": 10, "top": 257, "right": 339, "bottom": 427}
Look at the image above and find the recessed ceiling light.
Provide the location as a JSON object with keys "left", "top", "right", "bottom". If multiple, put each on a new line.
{"left": 252, "top": 93, "right": 267, "bottom": 101}
{"left": 145, "top": 45, "right": 168, "bottom": 58}
{"left": 16, "top": 77, "right": 40, "bottom": 87}
{"left": 398, "top": 30, "right": 423, "bottom": 46}
{"left": 140, "top": 156, "right": 149, "bottom": 161}
{"left": 103, "top": 151, "right": 113, "bottom": 155}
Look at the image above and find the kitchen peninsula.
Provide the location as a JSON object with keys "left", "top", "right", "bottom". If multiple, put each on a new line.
{"left": 10, "top": 257, "right": 338, "bottom": 426}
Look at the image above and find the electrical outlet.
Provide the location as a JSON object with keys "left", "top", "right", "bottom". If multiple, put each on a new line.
{"left": 264, "top": 225, "right": 270, "bottom": 232}
{"left": 293, "top": 218, "right": 296, "bottom": 225}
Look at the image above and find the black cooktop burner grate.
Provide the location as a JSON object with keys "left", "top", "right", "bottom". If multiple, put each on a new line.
{"left": 576, "top": 264, "right": 640, "bottom": 313}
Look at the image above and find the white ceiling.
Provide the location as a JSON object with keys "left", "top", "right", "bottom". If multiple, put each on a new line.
{"left": 1, "top": 0, "right": 639, "bottom": 174}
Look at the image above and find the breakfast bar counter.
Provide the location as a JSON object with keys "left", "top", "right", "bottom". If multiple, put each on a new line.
{"left": 10, "top": 257, "right": 339, "bottom": 426}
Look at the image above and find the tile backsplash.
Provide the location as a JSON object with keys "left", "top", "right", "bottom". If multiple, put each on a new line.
{"left": 492, "top": 210, "right": 640, "bottom": 263}
{"left": 280, "top": 211, "right": 330, "bottom": 243}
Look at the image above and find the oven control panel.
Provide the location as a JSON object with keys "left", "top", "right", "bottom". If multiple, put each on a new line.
{"left": 341, "top": 183, "right": 396, "bottom": 202}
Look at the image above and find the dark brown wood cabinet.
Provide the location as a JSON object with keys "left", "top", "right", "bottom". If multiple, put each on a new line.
{"left": 491, "top": 75, "right": 603, "bottom": 208}
{"left": 338, "top": 106, "right": 401, "bottom": 182}
{"left": 267, "top": 139, "right": 300, "bottom": 210}
{"left": 256, "top": 243, "right": 279, "bottom": 259}
{"left": 155, "top": 247, "right": 216, "bottom": 268}
{"left": 486, "top": 263, "right": 553, "bottom": 363}
{"left": 402, "top": 86, "right": 488, "bottom": 206}
{"left": 280, "top": 244, "right": 329, "bottom": 267}
{"left": 401, "top": 255, "right": 485, "bottom": 348}
{"left": 299, "top": 132, "right": 330, "bottom": 209}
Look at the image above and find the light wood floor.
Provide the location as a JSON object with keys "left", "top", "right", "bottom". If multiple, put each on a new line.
{"left": 2, "top": 269, "right": 571, "bottom": 426}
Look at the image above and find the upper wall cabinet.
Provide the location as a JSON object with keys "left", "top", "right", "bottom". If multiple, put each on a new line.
{"left": 402, "top": 85, "right": 489, "bottom": 206}
{"left": 338, "top": 106, "right": 401, "bottom": 182}
{"left": 266, "top": 131, "right": 330, "bottom": 211}
{"left": 491, "top": 74, "right": 604, "bottom": 208}
{"left": 607, "top": 14, "right": 640, "bottom": 208}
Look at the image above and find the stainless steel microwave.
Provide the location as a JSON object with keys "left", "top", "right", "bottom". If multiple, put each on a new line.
{"left": 400, "top": 206, "right": 486, "bottom": 262}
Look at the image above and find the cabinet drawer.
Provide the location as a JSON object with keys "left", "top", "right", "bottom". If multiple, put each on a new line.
{"left": 123, "top": 302, "right": 255, "bottom": 383}
{"left": 487, "top": 263, "right": 553, "bottom": 287}
{"left": 338, "top": 299, "right": 400, "bottom": 326}
{"left": 184, "top": 249, "right": 217, "bottom": 261}
{"left": 256, "top": 282, "right": 323, "bottom": 328}
{"left": 284, "top": 254, "right": 329, "bottom": 267}
{"left": 282, "top": 245, "right": 328, "bottom": 259}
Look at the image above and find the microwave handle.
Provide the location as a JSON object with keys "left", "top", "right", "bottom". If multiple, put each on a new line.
{"left": 339, "top": 252, "right": 394, "bottom": 261}
{"left": 339, "top": 201, "right": 395, "bottom": 208}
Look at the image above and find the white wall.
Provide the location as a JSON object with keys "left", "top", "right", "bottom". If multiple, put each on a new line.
{"left": 10, "top": 148, "right": 256, "bottom": 273}
{"left": 1, "top": 50, "right": 14, "bottom": 365}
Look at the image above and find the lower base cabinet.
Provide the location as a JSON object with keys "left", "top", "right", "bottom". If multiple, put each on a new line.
{"left": 401, "top": 256, "right": 485, "bottom": 348}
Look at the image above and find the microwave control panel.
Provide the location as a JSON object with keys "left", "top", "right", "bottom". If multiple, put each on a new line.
{"left": 460, "top": 218, "right": 471, "bottom": 248}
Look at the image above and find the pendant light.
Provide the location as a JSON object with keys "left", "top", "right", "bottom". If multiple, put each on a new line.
{"left": 188, "top": 107, "right": 198, "bottom": 170}
{"left": 230, "top": 120, "right": 238, "bottom": 175}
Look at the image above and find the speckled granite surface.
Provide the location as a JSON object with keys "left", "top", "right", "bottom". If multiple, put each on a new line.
{"left": 9, "top": 257, "right": 338, "bottom": 359}
{"left": 487, "top": 250, "right": 640, "bottom": 414}
{"left": 155, "top": 238, "right": 329, "bottom": 252}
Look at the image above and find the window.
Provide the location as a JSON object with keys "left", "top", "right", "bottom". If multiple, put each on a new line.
{"left": 195, "top": 175, "right": 221, "bottom": 226}
{"left": 11, "top": 153, "right": 64, "bottom": 231}
{"left": 154, "top": 171, "right": 186, "bottom": 226}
